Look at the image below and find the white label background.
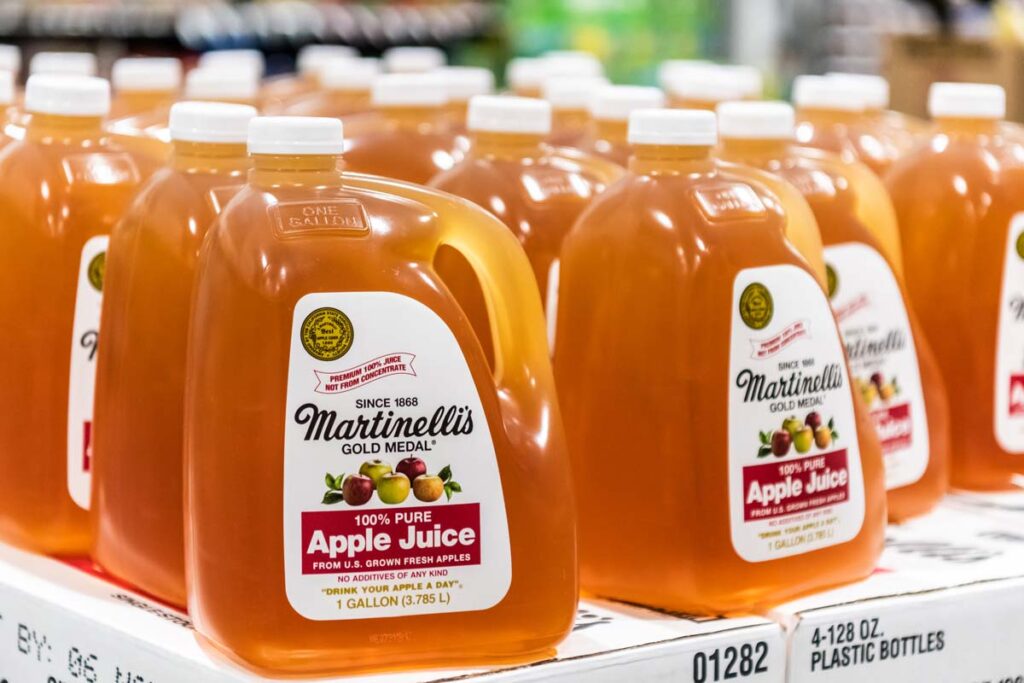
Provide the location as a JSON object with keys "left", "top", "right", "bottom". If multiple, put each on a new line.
{"left": 826, "top": 243, "right": 929, "bottom": 490}
{"left": 728, "top": 265, "right": 865, "bottom": 563}
{"left": 282, "top": 291, "right": 511, "bottom": 620}
{"left": 994, "top": 212, "right": 1024, "bottom": 453}
{"left": 66, "top": 235, "right": 107, "bottom": 510}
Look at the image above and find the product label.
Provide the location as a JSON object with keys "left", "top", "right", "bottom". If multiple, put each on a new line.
{"left": 994, "top": 213, "right": 1024, "bottom": 452}
{"left": 67, "top": 235, "right": 107, "bottom": 510}
{"left": 728, "top": 265, "right": 865, "bottom": 562}
{"left": 825, "top": 243, "right": 929, "bottom": 490}
{"left": 283, "top": 292, "right": 511, "bottom": 620}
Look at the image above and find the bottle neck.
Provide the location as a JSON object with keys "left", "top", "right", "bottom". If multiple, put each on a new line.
{"left": 935, "top": 116, "right": 1000, "bottom": 136}
{"left": 26, "top": 113, "right": 104, "bottom": 143}
{"left": 250, "top": 154, "right": 344, "bottom": 187}
{"left": 595, "top": 119, "right": 629, "bottom": 144}
{"left": 171, "top": 140, "right": 250, "bottom": 173}
{"left": 378, "top": 104, "right": 444, "bottom": 128}
{"left": 118, "top": 89, "right": 175, "bottom": 112}
{"left": 798, "top": 107, "right": 861, "bottom": 125}
{"left": 719, "top": 137, "right": 790, "bottom": 160}
{"left": 470, "top": 131, "right": 545, "bottom": 159}
{"left": 629, "top": 144, "right": 714, "bottom": 174}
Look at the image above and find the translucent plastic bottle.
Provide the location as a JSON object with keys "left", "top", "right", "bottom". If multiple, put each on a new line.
{"left": 554, "top": 109, "right": 885, "bottom": 613}
{"left": 342, "top": 74, "right": 462, "bottom": 183}
{"left": 0, "top": 75, "right": 141, "bottom": 554}
{"left": 578, "top": 85, "right": 665, "bottom": 166}
{"left": 718, "top": 101, "right": 949, "bottom": 520}
{"left": 184, "top": 117, "right": 575, "bottom": 675}
{"left": 109, "top": 57, "right": 182, "bottom": 118}
{"left": 664, "top": 63, "right": 762, "bottom": 110}
{"left": 543, "top": 75, "right": 608, "bottom": 146}
{"left": 91, "top": 102, "right": 256, "bottom": 606}
{"left": 383, "top": 46, "right": 446, "bottom": 73}
{"left": 262, "top": 44, "right": 359, "bottom": 107}
{"left": 794, "top": 75, "right": 902, "bottom": 177}
{"left": 279, "top": 57, "right": 380, "bottom": 117}
{"left": 29, "top": 51, "right": 97, "bottom": 77}
{"left": 436, "top": 66, "right": 495, "bottom": 132}
{"left": 888, "top": 83, "right": 1024, "bottom": 490}
{"left": 431, "top": 96, "right": 624, "bottom": 360}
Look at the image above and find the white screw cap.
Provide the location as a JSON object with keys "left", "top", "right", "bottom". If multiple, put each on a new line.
{"left": 169, "top": 101, "right": 257, "bottom": 144}
{"left": 297, "top": 44, "right": 358, "bottom": 75}
{"left": 435, "top": 66, "right": 495, "bottom": 102}
{"left": 928, "top": 82, "right": 1005, "bottom": 119}
{"left": 185, "top": 67, "right": 259, "bottom": 102}
{"left": 792, "top": 75, "right": 864, "bottom": 112}
{"left": 198, "top": 49, "right": 265, "bottom": 77}
{"left": 826, "top": 72, "right": 890, "bottom": 110}
{"left": 320, "top": 57, "right": 380, "bottom": 91}
{"left": 25, "top": 74, "right": 110, "bottom": 116}
{"left": 506, "top": 57, "right": 546, "bottom": 92}
{"left": 591, "top": 85, "right": 666, "bottom": 121}
{"left": 542, "top": 75, "right": 609, "bottom": 110}
{"left": 371, "top": 73, "right": 447, "bottom": 107}
{"left": 248, "top": 116, "right": 344, "bottom": 155}
{"left": 29, "top": 51, "right": 97, "bottom": 77}
{"left": 383, "top": 46, "right": 446, "bottom": 73}
{"left": 468, "top": 95, "right": 551, "bottom": 135}
{"left": 0, "top": 45, "right": 21, "bottom": 74}
{"left": 717, "top": 101, "right": 795, "bottom": 140}
{"left": 664, "top": 63, "right": 762, "bottom": 103}
{"left": 657, "top": 59, "right": 712, "bottom": 89}
{"left": 0, "top": 70, "right": 13, "bottom": 105}
{"left": 112, "top": 57, "right": 182, "bottom": 92}
{"left": 628, "top": 108, "right": 717, "bottom": 146}
{"left": 544, "top": 50, "right": 604, "bottom": 78}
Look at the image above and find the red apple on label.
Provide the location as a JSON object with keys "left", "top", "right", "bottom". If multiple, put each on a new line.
{"left": 771, "top": 430, "right": 792, "bottom": 456}
{"left": 396, "top": 457, "right": 427, "bottom": 485}
{"left": 870, "top": 372, "right": 884, "bottom": 389}
{"left": 342, "top": 474, "right": 373, "bottom": 506}
{"left": 805, "top": 411, "right": 822, "bottom": 430}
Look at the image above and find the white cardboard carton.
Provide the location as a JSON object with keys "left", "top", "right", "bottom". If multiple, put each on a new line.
{"left": 774, "top": 503, "right": 1024, "bottom": 682}
{"left": 0, "top": 542, "right": 785, "bottom": 682}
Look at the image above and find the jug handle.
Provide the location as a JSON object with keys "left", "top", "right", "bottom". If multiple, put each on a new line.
{"left": 342, "top": 172, "right": 555, "bottom": 404}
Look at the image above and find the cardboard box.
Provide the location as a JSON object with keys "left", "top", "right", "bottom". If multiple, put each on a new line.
{"left": 884, "top": 34, "right": 1024, "bottom": 121}
{"left": 773, "top": 504, "right": 1024, "bottom": 682}
{"left": 0, "top": 542, "right": 785, "bottom": 682}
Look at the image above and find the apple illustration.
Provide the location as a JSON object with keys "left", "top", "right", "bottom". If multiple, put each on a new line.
{"left": 341, "top": 474, "right": 373, "bottom": 506}
{"left": 782, "top": 416, "right": 802, "bottom": 437}
{"left": 771, "top": 429, "right": 792, "bottom": 456}
{"left": 359, "top": 459, "right": 392, "bottom": 489}
{"left": 880, "top": 382, "right": 895, "bottom": 400}
{"left": 794, "top": 426, "right": 814, "bottom": 454}
{"left": 814, "top": 425, "right": 832, "bottom": 449}
{"left": 396, "top": 457, "right": 427, "bottom": 485}
{"left": 861, "top": 382, "right": 878, "bottom": 406}
{"left": 413, "top": 474, "right": 444, "bottom": 502}
{"left": 870, "top": 372, "right": 884, "bottom": 389}
{"left": 377, "top": 472, "right": 411, "bottom": 504}
{"left": 805, "top": 411, "right": 822, "bottom": 430}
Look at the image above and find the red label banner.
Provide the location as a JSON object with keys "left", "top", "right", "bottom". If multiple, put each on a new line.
{"left": 301, "top": 503, "right": 481, "bottom": 574}
{"left": 743, "top": 449, "right": 850, "bottom": 521}
{"left": 871, "top": 402, "right": 912, "bottom": 454}
{"left": 1010, "top": 374, "right": 1024, "bottom": 416}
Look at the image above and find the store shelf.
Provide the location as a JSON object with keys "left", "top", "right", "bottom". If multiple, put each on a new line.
{"left": 1, "top": 499, "right": 1023, "bottom": 681}
{"left": 0, "top": 543, "right": 785, "bottom": 682}
{"left": 774, "top": 501, "right": 1024, "bottom": 682}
